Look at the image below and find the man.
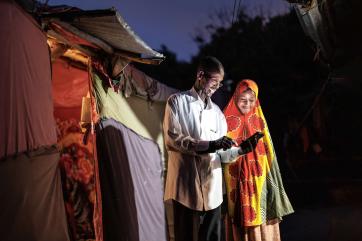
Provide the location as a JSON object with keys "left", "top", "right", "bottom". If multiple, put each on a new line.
{"left": 163, "top": 56, "right": 259, "bottom": 241}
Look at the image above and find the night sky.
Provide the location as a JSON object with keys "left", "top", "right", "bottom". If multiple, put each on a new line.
{"left": 48, "top": 0, "right": 291, "bottom": 61}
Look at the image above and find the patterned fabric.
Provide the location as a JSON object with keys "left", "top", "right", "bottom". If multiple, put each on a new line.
{"left": 225, "top": 215, "right": 281, "bottom": 241}
{"left": 56, "top": 118, "right": 96, "bottom": 241}
{"left": 223, "top": 80, "right": 293, "bottom": 227}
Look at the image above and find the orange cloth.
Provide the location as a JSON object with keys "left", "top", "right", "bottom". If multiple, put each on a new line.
{"left": 223, "top": 80, "right": 293, "bottom": 227}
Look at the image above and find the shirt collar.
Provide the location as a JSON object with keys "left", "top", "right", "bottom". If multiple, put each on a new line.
{"left": 189, "top": 87, "right": 213, "bottom": 110}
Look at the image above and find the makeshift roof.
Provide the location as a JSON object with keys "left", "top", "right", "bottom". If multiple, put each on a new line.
{"left": 41, "top": 6, "right": 164, "bottom": 65}
{"left": 287, "top": 0, "right": 362, "bottom": 67}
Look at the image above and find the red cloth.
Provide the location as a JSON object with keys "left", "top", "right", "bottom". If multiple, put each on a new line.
{"left": 0, "top": 0, "right": 57, "bottom": 158}
{"left": 52, "top": 58, "right": 89, "bottom": 120}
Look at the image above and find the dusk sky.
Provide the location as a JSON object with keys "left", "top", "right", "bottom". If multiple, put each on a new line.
{"left": 48, "top": 0, "right": 291, "bottom": 61}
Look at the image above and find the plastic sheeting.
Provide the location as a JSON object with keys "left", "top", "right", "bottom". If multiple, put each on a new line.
{"left": 294, "top": 0, "right": 362, "bottom": 66}
{"left": 52, "top": 58, "right": 89, "bottom": 120}
{"left": 122, "top": 65, "right": 179, "bottom": 101}
{"left": 41, "top": 8, "right": 164, "bottom": 59}
{"left": 0, "top": 146, "right": 70, "bottom": 241}
{"left": 96, "top": 118, "right": 166, "bottom": 241}
{"left": 0, "top": 0, "right": 57, "bottom": 158}
{"left": 92, "top": 73, "right": 174, "bottom": 166}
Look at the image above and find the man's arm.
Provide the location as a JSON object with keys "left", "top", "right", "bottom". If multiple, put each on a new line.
{"left": 164, "top": 96, "right": 234, "bottom": 155}
{"left": 163, "top": 96, "right": 209, "bottom": 155}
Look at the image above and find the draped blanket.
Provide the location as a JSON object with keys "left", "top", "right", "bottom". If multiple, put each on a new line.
{"left": 96, "top": 118, "right": 166, "bottom": 241}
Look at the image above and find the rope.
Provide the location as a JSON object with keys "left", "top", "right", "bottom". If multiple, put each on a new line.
{"left": 236, "top": 0, "right": 242, "bottom": 20}
{"left": 232, "top": 0, "right": 237, "bottom": 25}
{"left": 295, "top": 74, "right": 330, "bottom": 134}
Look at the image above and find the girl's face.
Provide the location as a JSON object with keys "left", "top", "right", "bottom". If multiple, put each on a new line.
{"left": 236, "top": 89, "right": 256, "bottom": 114}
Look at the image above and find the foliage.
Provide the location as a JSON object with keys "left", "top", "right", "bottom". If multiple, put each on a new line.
{"left": 138, "top": 8, "right": 337, "bottom": 165}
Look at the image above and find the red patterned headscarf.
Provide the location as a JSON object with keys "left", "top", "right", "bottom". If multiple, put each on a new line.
{"left": 223, "top": 79, "right": 274, "bottom": 226}
{"left": 224, "top": 79, "right": 264, "bottom": 145}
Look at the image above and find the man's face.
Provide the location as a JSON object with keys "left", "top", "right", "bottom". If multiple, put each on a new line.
{"left": 199, "top": 71, "right": 224, "bottom": 97}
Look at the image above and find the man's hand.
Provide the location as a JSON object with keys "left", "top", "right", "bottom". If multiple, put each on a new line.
{"left": 209, "top": 136, "right": 234, "bottom": 152}
{"left": 238, "top": 132, "right": 264, "bottom": 155}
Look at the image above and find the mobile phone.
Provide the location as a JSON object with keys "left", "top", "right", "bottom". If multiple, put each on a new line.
{"left": 253, "top": 132, "right": 264, "bottom": 141}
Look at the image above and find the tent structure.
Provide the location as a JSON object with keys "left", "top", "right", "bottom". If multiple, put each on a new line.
{"left": 0, "top": 1, "right": 178, "bottom": 241}
{"left": 286, "top": 0, "right": 362, "bottom": 159}
{"left": 288, "top": 0, "right": 362, "bottom": 67}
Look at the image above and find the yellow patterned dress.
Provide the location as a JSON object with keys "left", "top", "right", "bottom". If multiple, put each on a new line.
{"left": 223, "top": 80, "right": 294, "bottom": 241}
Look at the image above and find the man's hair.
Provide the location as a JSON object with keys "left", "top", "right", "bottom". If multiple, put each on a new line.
{"left": 197, "top": 56, "right": 224, "bottom": 75}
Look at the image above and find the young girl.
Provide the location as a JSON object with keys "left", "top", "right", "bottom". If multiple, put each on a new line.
{"left": 223, "top": 79, "right": 294, "bottom": 241}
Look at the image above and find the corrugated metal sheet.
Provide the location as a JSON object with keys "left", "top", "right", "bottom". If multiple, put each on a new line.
{"left": 290, "top": 0, "right": 362, "bottom": 66}
{"left": 294, "top": 2, "right": 333, "bottom": 60}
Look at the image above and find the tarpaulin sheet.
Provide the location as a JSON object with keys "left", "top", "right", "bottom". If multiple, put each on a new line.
{"left": 96, "top": 118, "right": 166, "bottom": 241}
{"left": 92, "top": 73, "right": 173, "bottom": 167}
{"left": 0, "top": 146, "right": 70, "bottom": 241}
{"left": 52, "top": 58, "right": 89, "bottom": 120}
{"left": 0, "top": 0, "right": 56, "bottom": 158}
